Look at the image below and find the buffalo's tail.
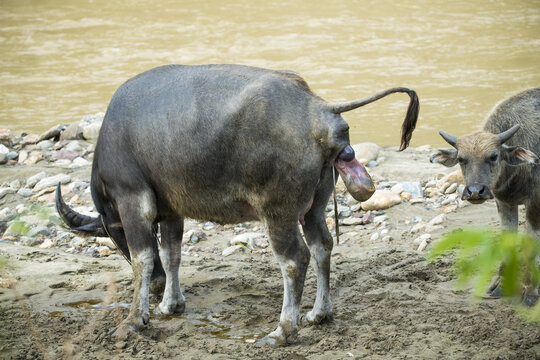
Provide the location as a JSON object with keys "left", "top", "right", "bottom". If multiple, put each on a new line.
{"left": 327, "top": 87, "right": 420, "bottom": 151}
{"left": 55, "top": 183, "right": 107, "bottom": 236}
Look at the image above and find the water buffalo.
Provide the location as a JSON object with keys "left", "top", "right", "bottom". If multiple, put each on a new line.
{"left": 430, "top": 88, "right": 540, "bottom": 302}
{"left": 56, "top": 64, "right": 419, "bottom": 346}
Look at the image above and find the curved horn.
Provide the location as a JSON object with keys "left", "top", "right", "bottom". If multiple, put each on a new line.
{"left": 497, "top": 124, "right": 520, "bottom": 144}
{"left": 439, "top": 130, "right": 458, "bottom": 148}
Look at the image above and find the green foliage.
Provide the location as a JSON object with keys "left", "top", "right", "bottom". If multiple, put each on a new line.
{"left": 428, "top": 229, "right": 540, "bottom": 323}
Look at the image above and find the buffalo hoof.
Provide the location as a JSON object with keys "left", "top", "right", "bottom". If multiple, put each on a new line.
{"left": 255, "top": 326, "right": 296, "bottom": 347}
{"left": 300, "top": 311, "right": 333, "bottom": 326}
{"left": 150, "top": 275, "right": 166, "bottom": 295}
{"left": 109, "top": 319, "right": 146, "bottom": 340}
{"left": 158, "top": 299, "right": 186, "bottom": 315}
{"left": 523, "top": 295, "right": 538, "bottom": 307}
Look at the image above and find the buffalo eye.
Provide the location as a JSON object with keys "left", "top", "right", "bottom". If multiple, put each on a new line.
{"left": 457, "top": 157, "right": 466, "bottom": 165}
{"left": 489, "top": 153, "right": 498, "bottom": 162}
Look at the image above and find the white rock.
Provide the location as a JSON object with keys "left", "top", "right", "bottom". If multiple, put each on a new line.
{"left": 413, "top": 233, "right": 432, "bottom": 245}
{"left": 33, "top": 174, "right": 71, "bottom": 191}
{"left": 26, "top": 171, "right": 47, "bottom": 188}
{"left": 230, "top": 232, "right": 265, "bottom": 246}
{"left": 352, "top": 143, "right": 379, "bottom": 163}
{"left": 370, "top": 232, "right": 380, "bottom": 241}
{"left": 96, "top": 237, "right": 117, "bottom": 249}
{"left": 222, "top": 245, "right": 245, "bottom": 257}
{"left": 71, "top": 157, "right": 91, "bottom": 167}
{"left": 428, "top": 214, "right": 445, "bottom": 226}
{"left": 445, "top": 183, "right": 458, "bottom": 194}
{"left": 341, "top": 217, "right": 365, "bottom": 226}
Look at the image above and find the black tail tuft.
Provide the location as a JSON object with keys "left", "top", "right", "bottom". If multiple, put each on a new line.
{"left": 55, "top": 183, "right": 106, "bottom": 236}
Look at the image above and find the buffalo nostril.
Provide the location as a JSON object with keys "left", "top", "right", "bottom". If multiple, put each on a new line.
{"left": 338, "top": 145, "right": 355, "bottom": 162}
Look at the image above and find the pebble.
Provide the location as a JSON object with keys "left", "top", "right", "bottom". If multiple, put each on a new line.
{"left": 26, "top": 172, "right": 47, "bottom": 188}
{"left": 370, "top": 232, "right": 380, "bottom": 241}
{"left": 0, "top": 188, "right": 17, "bottom": 199}
{"left": 222, "top": 245, "right": 245, "bottom": 256}
{"left": 27, "top": 226, "right": 51, "bottom": 237}
{"left": 428, "top": 214, "right": 445, "bottom": 226}
{"left": 17, "top": 188, "right": 33, "bottom": 197}
{"left": 39, "top": 239, "right": 55, "bottom": 249}
{"left": 445, "top": 183, "right": 458, "bottom": 194}
{"left": 400, "top": 182, "right": 424, "bottom": 199}
{"left": 96, "top": 237, "right": 117, "bottom": 249}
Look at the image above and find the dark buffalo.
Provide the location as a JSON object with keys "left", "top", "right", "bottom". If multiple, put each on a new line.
{"left": 430, "top": 87, "right": 540, "bottom": 303}
{"left": 56, "top": 64, "right": 419, "bottom": 345}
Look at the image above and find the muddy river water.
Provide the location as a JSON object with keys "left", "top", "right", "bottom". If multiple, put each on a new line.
{"left": 1, "top": 0, "right": 539, "bottom": 146}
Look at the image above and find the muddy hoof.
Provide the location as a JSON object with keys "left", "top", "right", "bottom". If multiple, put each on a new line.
{"left": 489, "top": 284, "right": 503, "bottom": 298}
{"left": 256, "top": 326, "right": 296, "bottom": 347}
{"left": 149, "top": 275, "right": 166, "bottom": 295}
{"left": 300, "top": 311, "right": 333, "bottom": 326}
{"left": 523, "top": 295, "right": 538, "bottom": 307}
{"left": 158, "top": 300, "right": 185, "bottom": 315}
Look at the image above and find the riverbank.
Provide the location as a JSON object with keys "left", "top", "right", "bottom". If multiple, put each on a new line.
{"left": 1, "top": 118, "right": 538, "bottom": 359}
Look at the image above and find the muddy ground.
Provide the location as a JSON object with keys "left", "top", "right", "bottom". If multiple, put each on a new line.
{"left": 1, "top": 147, "right": 539, "bottom": 360}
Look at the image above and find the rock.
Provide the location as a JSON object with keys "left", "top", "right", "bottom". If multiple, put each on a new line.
{"left": 231, "top": 232, "right": 265, "bottom": 246}
{"left": 366, "top": 160, "right": 378, "bottom": 167}
{"left": 71, "top": 237, "right": 87, "bottom": 247}
{"left": 441, "top": 193, "right": 458, "bottom": 205}
{"left": 37, "top": 140, "right": 54, "bottom": 150}
{"left": 27, "top": 225, "right": 50, "bottom": 237}
{"left": 0, "top": 129, "right": 11, "bottom": 146}
{"left": 413, "top": 233, "right": 432, "bottom": 245}
{"left": 7, "top": 151, "right": 18, "bottom": 161}
{"left": 21, "top": 134, "right": 39, "bottom": 145}
{"left": 410, "top": 222, "right": 426, "bottom": 233}
{"left": 97, "top": 246, "right": 111, "bottom": 257}
{"left": 24, "top": 151, "right": 43, "bottom": 165}
{"left": 0, "top": 278, "right": 18, "bottom": 289}
{"left": 50, "top": 148, "right": 81, "bottom": 162}
{"left": 26, "top": 172, "right": 47, "bottom": 188}
{"left": 361, "top": 190, "right": 402, "bottom": 211}
{"left": 72, "top": 157, "right": 91, "bottom": 167}
{"left": 410, "top": 198, "right": 424, "bottom": 204}
{"left": 0, "top": 208, "right": 15, "bottom": 222}
{"left": 341, "top": 217, "right": 365, "bottom": 226}
{"left": 60, "top": 123, "right": 84, "bottom": 140}
{"left": 33, "top": 173, "right": 71, "bottom": 191}
{"left": 445, "top": 183, "right": 458, "bottom": 194}
{"left": 190, "top": 231, "right": 207, "bottom": 243}
{"left": 82, "top": 122, "right": 102, "bottom": 140}
{"left": 96, "top": 237, "right": 117, "bottom": 249}
{"left": 39, "top": 239, "right": 55, "bottom": 249}
{"left": 400, "top": 182, "right": 423, "bottom": 199}
{"left": 401, "top": 192, "right": 412, "bottom": 201}
{"left": 0, "top": 187, "right": 17, "bottom": 199}
{"left": 17, "top": 150, "right": 28, "bottom": 164}
{"left": 65, "top": 141, "right": 83, "bottom": 153}
{"left": 39, "top": 124, "right": 67, "bottom": 142}
{"left": 390, "top": 183, "right": 404, "bottom": 194}
{"left": 374, "top": 214, "right": 388, "bottom": 224}
{"left": 370, "top": 232, "right": 380, "bottom": 241}
{"left": 222, "top": 245, "right": 245, "bottom": 257}
{"left": 254, "top": 237, "right": 269, "bottom": 248}
{"left": 352, "top": 143, "right": 379, "bottom": 163}
{"left": 0, "top": 144, "right": 9, "bottom": 155}
{"left": 428, "top": 214, "right": 445, "bottom": 226}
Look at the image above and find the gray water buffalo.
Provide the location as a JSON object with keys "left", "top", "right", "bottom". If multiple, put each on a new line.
{"left": 56, "top": 64, "right": 419, "bottom": 346}
{"left": 430, "top": 88, "right": 540, "bottom": 302}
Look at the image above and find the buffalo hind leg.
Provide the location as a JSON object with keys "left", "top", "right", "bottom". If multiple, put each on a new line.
{"left": 102, "top": 211, "right": 166, "bottom": 295}
{"left": 301, "top": 169, "right": 334, "bottom": 325}
{"left": 257, "top": 219, "right": 310, "bottom": 347}
{"left": 158, "top": 218, "right": 186, "bottom": 314}
{"left": 114, "top": 192, "right": 156, "bottom": 336}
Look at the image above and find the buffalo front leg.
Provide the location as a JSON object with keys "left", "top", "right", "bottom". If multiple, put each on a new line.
{"left": 257, "top": 220, "right": 310, "bottom": 347}
{"left": 158, "top": 218, "right": 186, "bottom": 314}
{"left": 489, "top": 200, "right": 519, "bottom": 298}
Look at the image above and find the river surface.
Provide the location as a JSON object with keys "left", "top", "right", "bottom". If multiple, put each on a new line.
{"left": 1, "top": 0, "right": 539, "bottom": 146}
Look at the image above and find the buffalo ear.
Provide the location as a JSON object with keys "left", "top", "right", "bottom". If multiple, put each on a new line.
{"left": 502, "top": 145, "right": 539, "bottom": 165}
{"left": 430, "top": 148, "right": 458, "bottom": 167}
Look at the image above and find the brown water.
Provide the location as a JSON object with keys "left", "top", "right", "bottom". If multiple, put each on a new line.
{"left": 1, "top": 0, "right": 539, "bottom": 146}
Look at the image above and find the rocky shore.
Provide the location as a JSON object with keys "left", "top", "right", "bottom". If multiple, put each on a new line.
{"left": 1, "top": 113, "right": 468, "bottom": 268}
{"left": 3, "top": 115, "right": 539, "bottom": 360}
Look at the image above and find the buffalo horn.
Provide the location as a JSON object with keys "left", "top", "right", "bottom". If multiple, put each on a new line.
{"left": 439, "top": 130, "right": 458, "bottom": 148}
{"left": 497, "top": 124, "right": 520, "bottom": 144}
